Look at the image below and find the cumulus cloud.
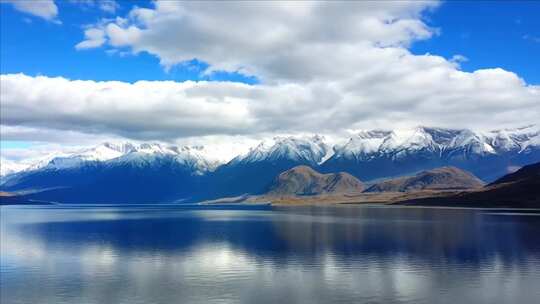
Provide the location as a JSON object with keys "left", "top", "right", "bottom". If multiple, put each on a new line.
{"left": 76, "top": 28, "right": 107, "bottom": 49}
{"left": 0, "top": 74, "right": 255, "bottom": 140}
{"left": 1, "top": 66, "right": 539, "bottom": 144}
{"left": 3, "top": 0, "right": 59, "bottom": 23}
{"left": 77, "top": 1, "right": 439, "bottom": 81}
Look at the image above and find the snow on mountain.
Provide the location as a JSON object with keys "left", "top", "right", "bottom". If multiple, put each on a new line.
{"left": 170, "top": 146, "right": 221, "bottom": 171}
{"left": 38, "top": 142, "right": 135, "bottom": 170}
{"left": 0, "top": 158, "right": 29, "bottom": 176}
{"left": 110, "top": 143, "right": 218, "bottom": 174}
{"left": 334, "top": 127, "right": 450, "bottom": 160}
{"left": 4, "top": 142, "right": 220, "bottom": 177}
{"left": 323, "top": 125, "right": 540, "bottom": 182}
{"left": 333, "top": 130, "right": 391, "bottom": 160}
{"left": 231, "top": 135, "right": 330, "bottom": 165}
{"left": 484, "top": 125, "right": 540, "bottom": 152}
{"left": 333, "top": 127, "right": 441, "bottom": 159}
{"left": 332, "top": 125, "right": 540, "bottom": 160}
{"left": 446, "top": 129, "right": 496, "bottom": 156}
{"left": 2, "top": 125, "right": 538, "bottom": 180}
{"left": 389, "top": 128, "right": 442, "bottom": 158}
{"left": 521, "top": 135, "right": 540, "bottom": 152}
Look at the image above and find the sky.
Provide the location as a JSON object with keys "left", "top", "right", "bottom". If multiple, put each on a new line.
{"left": 0, "top": 0, "right": 539, "bottom": 163}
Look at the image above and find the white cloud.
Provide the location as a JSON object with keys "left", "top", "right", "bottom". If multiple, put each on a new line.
{"left": 2, "top": 1, "right": 539, "bottom": 161}
{"left": 79, "top": 1, "right": 439, "bottom": 81}
{"left": 1, "top": 66, "right": 538, "bottom": 145}
{"left": 76, "top": 28, "right": 107, "bottom": 49}
{"left": 0, "top": 125, "right": 121, "bottom": 146}
{"left": 449, "top": 54, "right": 468, "bottom": 67}
{"left": 3, "top": 0, "right": 59, "bottom": 23}
{"left": 0, "top": 74, "right": 255, "bottom": 140}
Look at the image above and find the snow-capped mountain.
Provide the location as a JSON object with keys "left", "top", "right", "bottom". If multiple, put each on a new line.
{"left": 230, "top": 135, "right": 330, "bottom": 165}
{"left": 107, "top": 143, "right": 219, "bottom": 174}
{"left": 1, "top": 126, "right": 539, "bottom": 203}
{"left": 331, "top": 126, "right": 539, "bottom": 160}
{"left": 0, "top": 142, "right": 221, "bottom": 203}
{"left": 322, "top": 125, "right": 540, "bottom": 181}
{"left": 484, "top": 125, "right": 540, "bottom": 153}
{"left": 5, "top": 142, "right": 219, "bottom": 176}
{"left": 26, "top": 142, "right": 136, "bottom": 171}
{"left": 0, "top": 158, "right": 29, "bottom": 177}
{"left": 208, "top": 135, "right": 332, "bottom": 198}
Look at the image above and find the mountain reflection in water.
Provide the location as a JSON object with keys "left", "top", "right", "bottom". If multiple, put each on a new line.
{"left": 2, "top": 205, "right": 540, "bottom": 304}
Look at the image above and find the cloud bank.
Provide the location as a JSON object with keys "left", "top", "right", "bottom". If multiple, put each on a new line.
{"left": 1, "top": 1, "right": 539, "bottom": 150}
{"left": 2, "top": 66, "right": 538, "bottom": 142}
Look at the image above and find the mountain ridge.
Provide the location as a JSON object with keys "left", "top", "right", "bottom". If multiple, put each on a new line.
{"left": 365, "top": 166, "right": 484, "bottom": 192}
{"left": 1, "top": 125, "right": 539, "bottom": 203}
{"left": 396, "top": 162, "right": 540, "bottom": 208}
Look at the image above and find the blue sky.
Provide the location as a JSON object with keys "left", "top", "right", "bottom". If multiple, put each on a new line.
{"left": 412, "top": 1, "right": 540, "bottom": 84}
{"left": 0, "top": 0, "right": 258, "bottom": 83}
{"left": 0, "top": 141, "right": 32, "bottom": 149}
{"left": 1, "top": 0, "right": 538, "bottom": 84}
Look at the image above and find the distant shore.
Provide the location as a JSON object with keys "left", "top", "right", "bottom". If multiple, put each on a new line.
{"left": 198, "top": 189, "right": 540, "bottom": 209}
{"left": 2, "top": 188, "right": 538, "bottom": 209}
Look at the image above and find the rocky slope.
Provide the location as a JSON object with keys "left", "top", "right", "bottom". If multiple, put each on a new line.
{"left": 398, "top": 162, "right": 540, "bottom": 208}
{"left": 365, "top": 166, "right": 484, "bottom": 192}
{"left": 266, "top": 165, "right": 364, "bottom": 196}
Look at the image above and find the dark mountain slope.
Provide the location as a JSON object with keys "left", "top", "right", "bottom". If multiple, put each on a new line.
{"left": 398, "top": 162, "right": 540, "bottom": 208}
{"left": 490, "top": 162, "right": 540, "bottom": 186}
{"left": 366, "top": 166, "right": 484, "bottom": 192}
{"left": 1, "top": 156, "right": 205, "bottom": 203}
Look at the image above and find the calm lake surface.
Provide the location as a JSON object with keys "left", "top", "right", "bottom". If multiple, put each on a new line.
{"left": 1, "top": 204, "right": 540, "bottom": 304}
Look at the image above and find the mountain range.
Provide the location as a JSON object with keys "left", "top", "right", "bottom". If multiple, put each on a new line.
{"left": 201, "top": 164, "right": 517, "bottom": 206}
{"left": 321, "top": 125, "right": 539, "bottom": 182}
{"left": 0, "top": 143, "right": 214, "bottom": 203}
{"left": 1, "top": 125, "right": 539, "bottom": 203}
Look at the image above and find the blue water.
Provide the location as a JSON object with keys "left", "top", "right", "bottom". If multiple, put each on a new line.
{"left": 1, "top": 204, "right": 540, "bottom": 304}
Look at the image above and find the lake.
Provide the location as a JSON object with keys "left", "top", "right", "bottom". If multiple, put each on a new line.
{"left": 1, "top": 204, "right": 540, "bottom": 304}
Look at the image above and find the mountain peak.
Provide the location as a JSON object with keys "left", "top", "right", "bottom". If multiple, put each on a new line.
{"left": 267, "top": 165, "right": 364, "bottom": 196}
{"left": 232, "top": 135, "right": 330, "bottom": 165}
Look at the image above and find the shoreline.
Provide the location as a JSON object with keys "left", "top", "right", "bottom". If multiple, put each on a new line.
{"left": 2, "top": 202, "right": 540, "bottom": 212}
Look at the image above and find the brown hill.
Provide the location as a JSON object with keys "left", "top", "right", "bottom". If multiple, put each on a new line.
{"left": 365, "top": 166, "right": 484, "bottom": 192}
{"left": 398, "top": 162, "right": 540, "bottom": 208}
{"left": 267, "top": 165, "right": 364, "bottom": 196}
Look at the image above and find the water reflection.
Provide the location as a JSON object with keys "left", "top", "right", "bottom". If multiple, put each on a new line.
{"left": 2, "top": 205, "right": 540, "bottom": 304}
